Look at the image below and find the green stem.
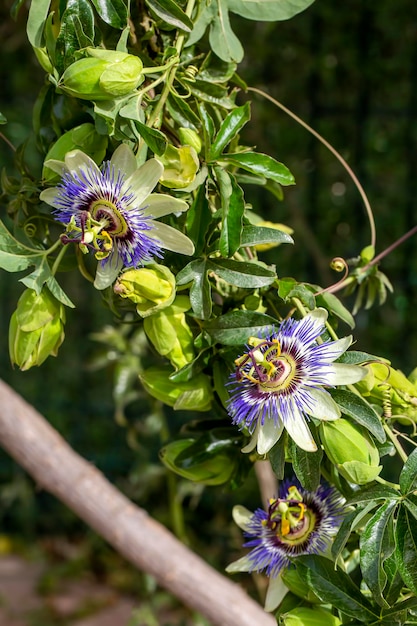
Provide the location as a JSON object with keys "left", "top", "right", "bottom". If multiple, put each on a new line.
{"left": 51, "top": 243, "right": 68, "bottom": 276}
{"left": 384, "top": 423, "right": 408, "bottom": 463}
{"left": 375, "top": 475, "right": 400, "bottom": 490}
{"left": 146, "top": 0, "right": 196, "bottom": 130}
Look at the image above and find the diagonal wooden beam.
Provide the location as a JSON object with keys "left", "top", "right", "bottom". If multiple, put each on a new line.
{"left": 0, "top": 379, "right": 275, "bottom": 626}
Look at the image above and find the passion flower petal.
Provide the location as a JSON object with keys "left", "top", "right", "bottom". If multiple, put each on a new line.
{"left": 227, "top": 309, "right": 366, "bottom": 453}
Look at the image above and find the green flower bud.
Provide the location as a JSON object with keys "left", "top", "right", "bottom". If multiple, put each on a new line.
{"left": 160, "top": 435, "right": 236, "bottom": 485}
{"left": 60, "top": 49, "right": 144, "bottom": 101}
{"left": 143, "top": 296, "right": 194, "bottom": 370}
{"left": 159, "top": 144, "right": 199, "bottom": 189}
{"left": 282, "top": 607, "right": 342, "bottom": 626}
{"left": 178, "top": 128, "right": 202, "bottom": 154}
{"left": 356, "top": 362, "right": 417, "bottom": 422}
{"left": 9, "top": 288, "right": 65, "bottom": 371}
{"left": 114, "top": 264, "right": 176, "bottom": 317}
{"left": 320, "top": 419, "right": 381, "bottom": 485}
{"left": 139, "top": 365, "right": 213, "bottom": 411}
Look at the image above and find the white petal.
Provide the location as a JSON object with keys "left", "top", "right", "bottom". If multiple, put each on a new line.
{"left": 225, "top": 555, "right": 253, "bottom": 573}
{"left": 150, "top": 221, "right": 194, "bottom": 255}
{"left": 43, "top": 159, "right": 67, "bottom": 176}
{"left": 241, "top": 429, "right": 258, "bottom": 453}
{"left": 306, "top": 307, "right": 328, "bottom": 324}
{"left": 143, "top": 193, "right": 189, "bottom": 218}
{"left": 306, "top": 387, "right": 341, "bottom": 421}
{"left": 65, "top": 150, "right": 101, "bottom": 177}
{"left": 264, "top": 575, "right": 289, "bottom": 613}
{"left": 110, "top": 143, "right": 137, "bottom": 177}
{"left": 125, "top": 158, "right": 164, "bottom": 206}
{"left": 326, "top": 363, "right": 366, "bottom": 385}
{"left": 39, "top": 188, "right": 60, "bottom": 208}
{"left": 94, "top": 254, "right": 123, "bottom": 290}
{"left": 232, "top": 505, "right": 253, "bottom": 532}
{"left": 257, "top": 417, "right": 283, "bottom": 456}
{"left": 284, "top": 410, "right": 317, "bottom": 451}
{"left": 321, "top": 335, "right": 353, "bottom": 362}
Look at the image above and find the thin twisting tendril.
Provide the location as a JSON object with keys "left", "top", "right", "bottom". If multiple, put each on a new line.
{"left": 246, "top": 86, "right": 377, "bottom": 250}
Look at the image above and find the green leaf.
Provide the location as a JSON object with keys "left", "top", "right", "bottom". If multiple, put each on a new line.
{"left": 268, "top": 432, "right": 286, "bottom": 480}
{"left": 27, "top": 0, "right": 51, "bottom": 47}
{"left": 185, "top": 185, "right": 213, "bottom": 257}
{"left": 209, "top": 102, "right": 251, "bottom": 160}
{"left": 88, "top": 0, "right": 128, "bottom": 29}
{"left": 186, "top": 79, "right": 236, "bottom": 109}
{"left": 228, "top": 0, "right": 315, "bottom": 21}
{"left": 331, "top": 508, "right": 361, "bottom": 562}
{"left": 315, "top": 290, "right": 355, "bottom": 329}
{"left": 204, "top": 310, "right": 277, "bottom": 345}
{"left": 145, "top": 0, "right": 193, "bottom": 31}
{"left": 329, "top": 388, "right": 386, "bottom": 444}
{"left": 46, "top": 276, "right": 75, "bottom": 308}
{"left": 288, "top": 430, "right": 322, "bottom": 491}
{"left": 346, "top": 483, "right": 400, "bottom": 506}
{"left": 399, "top": 447, "right": 417, "bottom": 495}
{"left": 167, "top": 93, "right": 200, "bottom": 130}
{"left": 241, "top": 225, "right": 293, "bottom": 247}
{"left": 214, "top": 169, "right": 244, "bottom": 257}
{"left": 132, "top": 119, "right": 167, "bottom": 156}
{"left": 20, "top": 256, "right": 53, "bottom": 293}
{"left": 197, "top": 102, "right": 216, "bottom": 155}
{"left": 360, "top": 499, "right": 398, "bottom": 607}
{"left": 219, "top": 151, "right": 295, "bottom": 185}
{"left": 336, "top": 350, "right": 384, "bottom": 365}
{"left": 296, "top": 555, "right": 378, "bottom": 622}
{"left": 0, "top": 112, "right": 7, "bottom": 124}
{"left": 210, "top": 258, "right": 276, "bottom": 288}
{"left": 395, "top": 504, "right": 417, "bottom": 594}
{"left": 209, "top": 0, "right": 244, "bottom": 63}
{"left": 176, "top": 259, "right": 212, "bottom": 320}
{"left": 55, "top": 0, "right": 95, "bottom": 71}
{"left": 404, "top": 495, "right": 417, "bottom": 521}
{"left": 0, "top": 221, "right": 41, "bottom": 272}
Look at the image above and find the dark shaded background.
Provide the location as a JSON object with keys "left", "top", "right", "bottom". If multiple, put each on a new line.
{"left": 0, "top": 0, "right": 416, "bottom": 553}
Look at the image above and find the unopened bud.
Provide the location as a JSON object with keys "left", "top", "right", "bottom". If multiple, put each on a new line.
{"left": 60, "top": 48, "right": 144, "bottom": 100}
{"left": 159, "top": 144, "right": 199, "bottom": 189}
{"left": 143, "top": 296, "right": 194, "bottom": 370}
{"left": 114, "top": 264, "right": 176, "bottom": 317}
{"left": 320, "top": 419, "right": 381, "bottom": 485}
{"left": 9, "top": 288, "right": 65, "bottom": 371}
{"left": 139, "top": 366, "right": 213, "bottom": 411}
{"left": 178, "top": 128, "right": 202, "bottom": 153}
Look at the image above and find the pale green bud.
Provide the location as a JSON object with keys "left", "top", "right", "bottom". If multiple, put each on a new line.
{"left": 282, "top": 607, "right": 342, "bottom": 626}
{"left": 60, "top": 49, "right": 144, "bottom": 100}
{"left": 159, "top": 144, "right": 199, "bottom": 189}
{"left": 9, "top": 288, "right": 65, "bottom": 371}
{"left": 139, "top": 366, "right": 213, "bottom": 411}
{"left": 356, "top": 362, "right": 417, "bottom": 422}
{"left": 320, "top": 419, "right": 381, "bottom": 485}
{"left": 114, "top": 264, "right": 176, "bottom": 317}
{"left": 143, "top": 296, "right": 194, "bottom": 370}
{"left": 178, "top": 128, "right": 202, "bottom": 153}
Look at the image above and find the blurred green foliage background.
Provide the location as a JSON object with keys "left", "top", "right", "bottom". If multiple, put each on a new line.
{"left": 0, "top": 0, "right": 416, "bottom": 574}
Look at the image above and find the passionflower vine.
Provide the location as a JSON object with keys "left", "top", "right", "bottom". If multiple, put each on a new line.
{"left": 227, "top": 308, "right": 365, "bottom": 454}
{"left": 40, "top": 144, "right": 194, "bottom": 289}
{"left": 226, "top": 479, "right": 345, "bottom": 611}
